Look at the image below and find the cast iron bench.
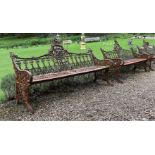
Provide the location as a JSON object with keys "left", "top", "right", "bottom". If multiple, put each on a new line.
{"left": 143, "top": 40, "right": 155, "bottom": 60}
{"left": 130, "top": 46, "right": 153, "bottom": 71}
{"left": 113, "top": 40, "right": 148, "bottom": 72}
{"left": 136, "top": 40, "right": 155, "bottom": 58}
{"left": 10, "top": 39, "right": 111, "bottom": 112}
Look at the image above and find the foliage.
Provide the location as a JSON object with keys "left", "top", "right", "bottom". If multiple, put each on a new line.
{"left": 0, "top": 33, "right": 50, "bottom": 38}
{"left": 0, "top": 34, "right": 82, "bottom": 49}
{"left": 67, "top": 35, "right": 81, "bottom": 42}
{"left": 0, "top": 33, "right": 146, "bottom": 49}
{"left": 0, "top": 37, "right": 52, "bottom": 49}
{"left": 0, "top": 74, "right": 16, "bottom": 100}
{"left": 0, "top": 73, "right": 58, "bottom": 102}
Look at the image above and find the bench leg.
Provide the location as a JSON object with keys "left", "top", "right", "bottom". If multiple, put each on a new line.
{"left": 149, "top": 60, "right": 154, "bottom": 71}
{"left": 93, "top": 71, "right": 97, "bottom": 82}
{"left": 133, "top": 64, "right": 137, "bottom": 74}
{"left": 144, "top": 61, "right": 149, "bottom": 72}
{"left": 103, "top": 68, "right": 113, "bottom": 86}
{"left": 16, "top": 82, "right": 20, "bottom": 104}
{"left": 115, "top": 67, "right": 123, "bottom": 83}
{"left": 20, "top": 84, "right": 34, "bottom": 113}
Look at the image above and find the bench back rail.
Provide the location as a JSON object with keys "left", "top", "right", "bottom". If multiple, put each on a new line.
{"left": 113, "top": 40, "right": 135, "bottom": 60}
{"left": 10, "top": 42, "right": 95, "bottom": 76}
{"left": 142, "top": 40, "right": 155, "bottom": 55}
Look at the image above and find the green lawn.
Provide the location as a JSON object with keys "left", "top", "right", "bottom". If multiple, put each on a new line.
{"left": 1, "top": 37, "right": 155, "bottom": 100}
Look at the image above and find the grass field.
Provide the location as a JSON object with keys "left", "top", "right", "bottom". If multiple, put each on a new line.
{"left": 1, "top": 37, "right": 155, "bottom": 100}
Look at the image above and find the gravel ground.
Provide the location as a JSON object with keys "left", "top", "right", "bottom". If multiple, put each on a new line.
{"left": 1, "top": 64, "right": 155, "bottom": 121}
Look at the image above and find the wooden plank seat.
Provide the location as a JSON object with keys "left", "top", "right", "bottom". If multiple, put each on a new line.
{"left": 33, "top": 66, "right": 108, "bottom": 83}
{"left": 123, "top": 58, "right": 147, "bottom": 66}
{"left": 10, "top": 39, "right": 112, "bottom": 113}
{"left": 113, "top": 40, "right": 148, "bottom": 72}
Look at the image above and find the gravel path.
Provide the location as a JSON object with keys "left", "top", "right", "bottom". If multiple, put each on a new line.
{"left": 1, "top": 65, "right": 155, "bottom": 121}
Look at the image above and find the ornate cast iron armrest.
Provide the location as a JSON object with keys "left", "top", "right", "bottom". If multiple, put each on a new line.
{"left": 15, "top": 69, "right": 33, "bottom": 84}
{"left": 90, "top": 49, "right": 112, "bottom": 67}
{"left": 92, "top": 55, "right": 112, "bottom": 67}
{"left": 136, "top": 53, "right": 153, "bottom": 59}
{"left": 91, "top": 54, "right": 102, "bottom": 66}
{"left": 10, "top": 52, "right": 33, "bottom": 84}
{"left": 103, "top": 59, "right": 115, "bottom": 67}
{"left": 112, "top": 58, "right": 124, "bottom": 66}
{"left": 144, "top": 52, "right": 154, "bottom": 57}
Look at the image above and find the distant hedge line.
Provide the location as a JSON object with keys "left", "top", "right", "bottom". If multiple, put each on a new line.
{"left": 0, "top": 37, "right": 52, "bottom": 49}
{"left": 0, "top": 33, "right": 137, "bottom": 49}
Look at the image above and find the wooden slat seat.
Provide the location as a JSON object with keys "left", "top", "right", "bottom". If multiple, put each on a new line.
{"left": 33, "top": 66, "right": 108, "bottom": 83}
{"left": 123, "top": 58, "right": 147, "bottom": 66}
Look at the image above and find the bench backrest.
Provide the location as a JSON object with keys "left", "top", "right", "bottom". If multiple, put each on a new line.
{"left": 100, "top": 48, "right": 118, "bottom": 59}
{"left": 10, "top": 39, "right": 95, "bottom": 76}
{"left": 129, "top": 45, "right": 141, "bottom": 56}
{"left": 113, "top": 40, "right": 134, "bottom": 60}
{"left": 137, "top": 46, "right": 146, "bottom": 55}
{"left": 142, "top": 40, "right": 155, "bottom": 54}
{"left": 146, "top": 46, "right": 155, "bottom": 54}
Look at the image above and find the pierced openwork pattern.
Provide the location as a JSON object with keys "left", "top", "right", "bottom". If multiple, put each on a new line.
{"left": 10, "top": 52, "right": 95, "bottom": 76}
{"left": 129, "top": 45, "right": 135, "bottom": 53}
{"left": 113, "top": 40, "right": 134, "bottom": 60}
{"left": 142, "top": 40, "right": 155, "bottom": 54}
{"left": 100, "top": 48, "right": 118, "bottom": 59}
{"left": 113, "top": 40, "right": 122, "bottom": 56}
{"left": 136, "top": 46, "right": 145, "bottom": 55}
{"left": 143, "top": 40, "right": 150, "bottom": 49}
